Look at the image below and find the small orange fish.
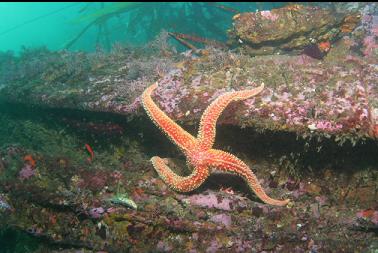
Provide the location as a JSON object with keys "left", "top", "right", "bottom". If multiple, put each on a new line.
{"left": 357, "top": 209, "right": 375, "bottom": 219}
{"left": 318, "top": 41, "right": 331, "bottom": 53}
{"left": 23, "top": 155, "right": 36, "bottom": 168}
{"left": 85, "top": 144, "right": 94, "bottom": 162}
{"left": 220, "top": 187, "right": 235, "bottom": 195}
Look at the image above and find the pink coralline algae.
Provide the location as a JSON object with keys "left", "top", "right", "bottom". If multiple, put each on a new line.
{"left": 155, "top": 69, "right": 189, "bottom": 116}
{"left": 373, "top": 212, "right": 378, "bottom": 225}
{"left": 144, "top": 51, "right": 378, "bottom": 141}
{"left": 259, "top": 10, "right": 279, "bottom": 21}
{"left": 88, "top": 207, "right": 105, "bottom": 219}
{"left": 291, "top": 182, "right": 307, "bottom": 199}
{"left": 234, "top": 239, "right": 253, "bottom": 253}
{"left": 314, "top": 120, "right": 343, "bottom": 132}
{"left": 119, "top": 96, "right": 141, "bottom": 114}
{"left": 18, "top": 164, "right": 35, "bottom": 180}
{"left": 183, "top": 190, "right": 248, "bottom": 211}
{"left": 209, "top": 213, "right": 232, "bottom": 228}
{"left": 360, "top": 6, "right": 378, "bottom": 58}
{"left": 156, "top": 240, "right": 173, "bottom": 252}
{"left": 363, "top": 35, "right": 378, "bottom": 56}
{"left": 206, "top": 239, "right": 222, "bottom": 253}
{"left": 184, "top": 191, "right": 232, "bottom": 211}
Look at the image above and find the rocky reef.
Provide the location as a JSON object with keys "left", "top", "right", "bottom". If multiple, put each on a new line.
{"left": 0, "top": 110, "right": 377, "bottom": 252}
{"left": 0, "top": 3, "right": 377, "bottom": 253}
{"left": 228, "top": 4, "right": 361, "bottom": 56}
{"left": 1, "top": 37, "right": 377, "bottom": 143}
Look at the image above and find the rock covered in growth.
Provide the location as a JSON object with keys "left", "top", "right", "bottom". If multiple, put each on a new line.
{"left": 228, "top": 4, "right": 361, "bottom": 56}
{"left": 0, "top": 139, "right": 377, "bottom": 252}
{"left": 0, "top": 4, "right": 376, "bottom": 144}
{"left": 0, "top": 37, "right": 178, "bottom": 116}
{"left": 150, "top": 49, "right": 378, "bottom": 142}
{"left": 0, "top": 47, "right": 377, "bottom": 143}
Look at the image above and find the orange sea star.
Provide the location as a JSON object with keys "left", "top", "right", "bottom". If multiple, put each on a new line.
{"left": 142, "top": 82, "right": 290, "bottom": 206}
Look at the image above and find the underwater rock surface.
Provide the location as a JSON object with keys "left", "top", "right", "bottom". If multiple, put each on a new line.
{"left": 0, "top": 4, "right": 377, "bottom": 144}
{"left": 0, "top": 3, "right": 377, "bottom": 252}
{"left": 0, "top": 136, "right": 377, "bottom": 252}
{"left": 0, "top": 43, "right": 377, "bottom": 143}
{"left": 228, "top": 4, "right": 361, "bottom": 56}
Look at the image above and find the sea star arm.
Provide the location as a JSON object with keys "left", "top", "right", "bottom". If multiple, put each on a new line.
{"left": 206, "top": 149, "right": 290, "bottom": 206}
{"left": 151, "top": 156, "right": 210, "bottom": 192}
{"left": 142, "top": 83, "right": 197, "bottom": 152}
{"left": 197, "top": 83, "right": 264, "bottom": 150}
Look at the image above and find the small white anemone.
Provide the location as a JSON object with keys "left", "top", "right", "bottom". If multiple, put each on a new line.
{"left": 308, "top": 123, "right": 317, "bottom": 132}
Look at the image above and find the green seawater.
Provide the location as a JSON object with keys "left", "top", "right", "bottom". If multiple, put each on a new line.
{"left": 0, "top": 229, "right": 40, "bottom": 253}
{"left": 0, "top": 2, "right": 287, "bottom": 54}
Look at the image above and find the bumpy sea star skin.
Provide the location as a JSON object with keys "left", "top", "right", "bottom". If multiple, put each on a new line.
{"left": 142, "top": 82, "right": 290, "bottom": 206}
